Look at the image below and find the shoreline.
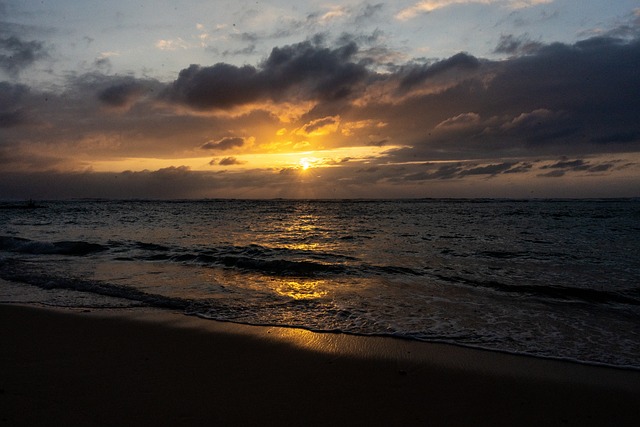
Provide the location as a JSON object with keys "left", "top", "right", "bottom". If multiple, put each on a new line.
{"left": 2, "top": 303, "right": 640, "bottom": 426}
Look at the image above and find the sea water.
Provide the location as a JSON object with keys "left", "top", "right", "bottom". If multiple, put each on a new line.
{"left": 1, "top": 199, "right": 639, "bottom": 368}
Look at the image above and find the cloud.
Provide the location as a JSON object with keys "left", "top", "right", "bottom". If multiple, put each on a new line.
{"left": 396, "top": 0, "right": 478, "bottom": 20}
{"left": 582, "top": 8, "right": 640, "bottom": 41}
{"left": 0, "top": 147, "right": 66, "bottom": 172}
{"left": 0, "top": 36, "right": 47, "bottom": 76}
{"left": 397, "top": 161, "right": 533, "bottom": 181}
{"left": 385, "top": 156, "right": 628, "bottom": 184}
{"left": 210, "top": 156, "right": 245, "bottom": 166}
{"left": 0, "top": 109, "right": 27, "bottom": 128}
{"left": 1, "top": 26, "right": 639, "bottom": 199}
{"left": 378, "top": 35, "right": 640, "bottom": 162}
{"left": 151, "top": 32, "right": 631, "bottom": 167}
{"left": 163, "top": 39, "right": 369, "bottom": 110}
{"left": 396, "top": 1, "right": 552, "bottom": 20}
{"left": 459, "top": 162, "right": 515, "bottom": 176}
{"left": 155, "top": 38, "right": 189, "bottom": 51}
{"left": 538, "top": 169, "right": 565, "bottom": 178}
{"left": 494, "top": 34, "right": 544, "bottom": 56}
{"left": 0, "top": 168, "right": 214, "bottom": 199}
{"left": 201, "top": 137, "right": 247, "bottom": 151}
{"left": 296, "top": 116, "right": 340, "bottom": 137}
{"left": 354, "top": 3, "right": 385, "bottom": 24}
{"left": 541, "top": 159, "right": 589, "bottom": 171}
{"left": 537, "top": 158, "right": 622, "bottom": 177}
{"left": 401, "top": 163, "right": 464, "bottom": 181}
{"left": 436, "top": 112, "right": 481, "bottom": 128}
{"left": 503, "top": 162, "right": 533, "bottom": 174}
{"left": 397, "top": 52, "right": 480, "bottom": 92}
{"left": 310, "top": 5, "right": 348, "bottom": 25}
{"left": 0, "top": 82, "right": 30, "bottom": 128}
{"left": 168, "top": 62, "right": 264, "bottom": 109}
{"left": 222, "top": 43, "right": 257, "bottom": 57}
{"left": 149, "top": 165, "right": 192, "bottom": 178}
{"left": 98, "top": 81, "right": 149, "bottom": 109}
{"left": 0, "top": 155, "right": 637, "bottom": 200}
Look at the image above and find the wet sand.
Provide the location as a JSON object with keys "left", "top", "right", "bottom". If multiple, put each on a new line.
{"left": 1, "top": 304, "right": 639, "bottom": 426}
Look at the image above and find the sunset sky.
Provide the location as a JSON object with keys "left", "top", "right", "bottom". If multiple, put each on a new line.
{"left": 1, "top": 0, "right": 639, "bottom": 199}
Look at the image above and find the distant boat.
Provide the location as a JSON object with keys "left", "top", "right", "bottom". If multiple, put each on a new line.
{"left": 0, "top": 200, "right": 46, "bottom": 210}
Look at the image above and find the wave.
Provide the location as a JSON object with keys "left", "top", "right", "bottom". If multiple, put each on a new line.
{"left": 433, "top": 273, "right": 640, "bottom": 306}
{"left": 2, "top": 265, "right": 639, "bottom": 371}
{"left": 0, "top": 235, "right": 353, "bottom": 277}
{"left": 0, "top": 236, "right": 107, "bottom": 256}
{"left": 0, "top": 259, "right": 193, "bottom": 310}
{"left": 3, "top": 235, "right": 639, "bottom": 307}
{"left": 134, "top": 243, "right": 353, "bottom": 276}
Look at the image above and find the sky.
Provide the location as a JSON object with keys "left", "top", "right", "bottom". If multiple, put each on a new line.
{"left": 1, "top": 0, "right": 639, "bottom": 199}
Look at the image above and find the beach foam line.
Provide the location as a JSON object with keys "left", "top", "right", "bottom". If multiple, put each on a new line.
{"left": 1, "top": 303, "right": 639, "bottom": 426}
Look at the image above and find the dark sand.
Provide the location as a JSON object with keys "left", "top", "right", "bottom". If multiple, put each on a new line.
{"left": 1, "top": 303, "right": 639, "bottom": 426}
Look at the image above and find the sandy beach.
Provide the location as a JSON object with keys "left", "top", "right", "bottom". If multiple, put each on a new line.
{"left": 1, "top": 303, "right": 639, "bottom": 426}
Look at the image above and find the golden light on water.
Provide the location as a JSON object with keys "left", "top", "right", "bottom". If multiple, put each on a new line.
{"left": 274, "top": 279, "right": 327, "bottom": 300}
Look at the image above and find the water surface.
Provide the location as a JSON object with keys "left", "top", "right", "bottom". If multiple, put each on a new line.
{"left": 1, "top": 199, "right": 639, "bottom": 368}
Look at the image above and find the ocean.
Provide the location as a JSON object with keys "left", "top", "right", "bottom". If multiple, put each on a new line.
{"left": 1, "top": 199, "right": 639, "bottom": 369}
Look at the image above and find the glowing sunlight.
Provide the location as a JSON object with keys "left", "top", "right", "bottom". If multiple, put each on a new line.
{"left": 298, "top": 157, "right": 314, "bottom": 170}
{"left": 274, "top": 280, "right": 328, "bottom": 300}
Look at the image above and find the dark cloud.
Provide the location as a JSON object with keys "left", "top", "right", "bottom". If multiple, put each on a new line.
{"left": 0, "top": 70, "right": 280, "bottom": 166}
{"left": 537, "top": 158, "right": 621, "bottom": 176}
{"left": 595, "top": 9, "right": 640, "bottom": 40}
{"left": 149, "top": 165, "right": 192, "bottom": 179}
{"left": 538, "top": 169, "right": 566, "bottom": 178}
{"left": 1, "top": 27, "right": 639, "bottom": 199}
{"left": 591, "top": 131, "right": 640, "bottom": 144}
{"left": 71, "top": 73, "right": 162, "bottom": 101}
{"left": 494, "top": 34, "right": 544, "bottom": 56}
{"left": 436, "top": 112, "right": 480, "bottom": 128}
{"left": 0, "top": 156, "right": 636, "bottom": 200}
{"left": 0, "top": 109, "right": 27, "bottom": 128}
{"left": 0, "top": 82, "right": 30, "bottom": 128}
{"left": 93, "top": 57, "right": 112, "bottom": 72}
{"left": 382, "top": 35, "right": 640, "bottom": 162}
{"left": 223, "top": 41, "right": 257, "bottom": 57}
{"left": 354, "top": 3, "right": 384, "bottom": 24}
{"left": 98, "top": 81, "right": 148, "bottom": 108}
{"left": 388, "top": 158, "right": 620, "bottom": 183}
{"left": 335, "top": 30, "right": 400, "bottom": 69}
{"left": 588, "top": 163, "right": 614, "bottom": 173}
{"left": 367, "top": 139, "right": 389, "bottom": 147}
{"left": 397, "top": 53, "right": 480, "bottom": 92}
{"left": 201, "top": 137, "right": 246, "bottom": 151}
{"left": 0, "top": 145, "right": 65, "bottom": 171}
{"left": 156, "top": 33, "right": 639, "bottom": 164}
{"left": 0, "top": 36, "right": 47, "bottom": 76}
{"left": 164, "top": 39, "right": 369, "bottom": 110}
{"left": 541, "top": 159, "right": 589, "bottom": 171}
{"left": 164, "top": 63, "right": 261, "bottom": 109}
{"left": 300, "top": 116, "right": 339, "bottom": 134}
{"left": 503, "top": 162, "right": 533, "bottom": 174}
{"left": 230, "top": 32, "right": 260, "bottom": 43}
{"left": 402, "top": 163, "right": 464, "bottom": 181}
{"left": 459, "top": 162, "right": 515, "bottom": 176}
{"left": 214, "top": 157, "right": 244, "bottom": 166}
{"left": 325, "top": 157, "right": 351, "bottom": 165}
{"left": 0, "top": 169, "right": 213, "bottom": 199}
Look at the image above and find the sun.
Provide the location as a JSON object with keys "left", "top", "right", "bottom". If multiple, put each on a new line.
{"left": 299, "top": 157, "right": 312, "bottom": 170}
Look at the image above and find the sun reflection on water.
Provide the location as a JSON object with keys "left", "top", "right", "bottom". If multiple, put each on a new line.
{"left": 274, "top": 279, "right": 328, "bottom": 300}
{"left": 274, "top": 208, "right": 337, "bottom": 252}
